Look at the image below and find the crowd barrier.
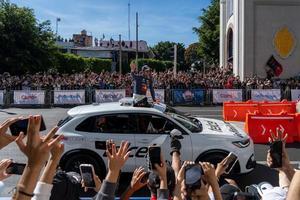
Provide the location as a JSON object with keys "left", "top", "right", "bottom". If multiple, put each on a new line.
{"left": 223, "top": 101, "right": 259, "bottom": 122}
{"left": 244, "top": 112, "right": 300, "bottom": 144}
{"left": 0, "top": 88, "right": 299, "bottom": 107}
{"left": 223, "top": 100, "right": 297, "bottom": 122}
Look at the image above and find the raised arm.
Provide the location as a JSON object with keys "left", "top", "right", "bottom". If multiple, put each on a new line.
{"left": 94, "top": 140, "right": 131, "bottom": 200}
{"left": 14, "top": 116, "right": 62, "bottom": 200}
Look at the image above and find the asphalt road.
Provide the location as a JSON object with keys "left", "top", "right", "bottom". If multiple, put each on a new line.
{"left": 0, "top": 106, "right": 299, "bottom": 197}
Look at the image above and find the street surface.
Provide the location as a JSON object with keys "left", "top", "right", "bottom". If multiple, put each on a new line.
{"left": 0, "top": 106, "right": 299, "bottom": 197}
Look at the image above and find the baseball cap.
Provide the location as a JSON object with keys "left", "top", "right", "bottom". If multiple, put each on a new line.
{"left": 220, "top": 184, "right": 241, "bottom": 200}
{"left": 142, "top": 65, "right": 151, "bottom": 71}
{"left": 258, "top": 182, "right": 287, "bottom": 200}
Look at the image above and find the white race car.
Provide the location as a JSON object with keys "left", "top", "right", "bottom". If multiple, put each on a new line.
{"left": 57, "top": 99, "right": 256, "bottom": 178}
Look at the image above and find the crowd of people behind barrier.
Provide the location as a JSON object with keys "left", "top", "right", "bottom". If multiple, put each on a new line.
{"left": 0, "top": 116, "right": 300, "bottom": 199}
{"left": 1, "top": 65, "right": 300, "bottom": 91}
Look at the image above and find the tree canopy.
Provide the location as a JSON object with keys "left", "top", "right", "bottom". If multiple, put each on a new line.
{"left": 0, "top": 0, "right": 57, "bottom": 74}
{"left": 150, "top": 41, "right": 186, "bottom": 70}
{"left": 184, "top": 43, "right": 200, "bottom": 67}
{"left": 193, "top": 0, "right": 220, "bottom": 65}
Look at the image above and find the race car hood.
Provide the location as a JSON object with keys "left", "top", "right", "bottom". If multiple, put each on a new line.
{"left": 195, "top": 117, "right": 248, "bottom": 139}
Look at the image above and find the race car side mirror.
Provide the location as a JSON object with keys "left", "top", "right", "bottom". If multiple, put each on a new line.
{"left": 170, "top": 129, "right": 183, "bottom": 139}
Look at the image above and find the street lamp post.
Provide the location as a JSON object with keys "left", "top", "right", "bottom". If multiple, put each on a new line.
{"left": 56, "top": 17, "right": 61, "bottom": 40}
{"left": 119, "top": 34, "right": 122, "bottom": 74}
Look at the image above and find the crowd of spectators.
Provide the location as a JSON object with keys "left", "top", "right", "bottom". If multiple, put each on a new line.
{"left": 1, "top": 65, "right": 300, "bottom": 91}
{"left": 0, "top": 116, "right": 299, "bottom": 200}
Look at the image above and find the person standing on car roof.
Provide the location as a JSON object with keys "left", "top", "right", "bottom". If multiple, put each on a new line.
{"left": 130, "top": 62, "right": 156, "bottom": 106}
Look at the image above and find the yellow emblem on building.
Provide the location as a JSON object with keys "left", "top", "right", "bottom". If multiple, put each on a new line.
{"left": 273, "top": 27, "right": 296, "bottom": 59}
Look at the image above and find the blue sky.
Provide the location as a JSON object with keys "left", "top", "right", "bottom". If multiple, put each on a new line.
{"left": 11, "top": 0, "right": 211, "bottom": 47}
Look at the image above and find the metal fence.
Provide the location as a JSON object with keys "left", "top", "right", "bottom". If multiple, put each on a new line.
{"left": 0, "top": 88, "right": 295, "bottom": 108}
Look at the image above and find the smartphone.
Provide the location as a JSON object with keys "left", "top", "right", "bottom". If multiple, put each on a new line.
{"left": 269, "top": 141, "right": 282, "bottom": 168}
{"left": 9, "top": 116, "right": 46, "bottom": 136}
{"left": 185, "top": 164, "right": 202, "bottom": 189}
{"left": 6, "top": 163, "right": 26, "bottom": 175}
{"left": 79, "top": 164, "right": 96, "bottom": 188}
{"left": 225, "top": 152, "right": 238, "bottom": 174}
{"left": 148, "top": 146, "right": 161, "bottom": 170}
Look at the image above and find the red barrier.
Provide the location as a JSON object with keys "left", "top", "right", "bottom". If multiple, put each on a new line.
{"left": 223, "top": 100, "right": 296, "bottom": 122}
{"left": 258, "top": 100, "right": 296, "bottom": 115}
{"left": 244, "top": 112, "right": 299, "bottom": 144}
{"left": 223, "top": 101, "right": 259, "bottom": 122}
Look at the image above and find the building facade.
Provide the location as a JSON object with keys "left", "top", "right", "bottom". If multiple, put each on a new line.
{"left": 220, "top": 0, "right": 300, "bottom": 80}
{"left": 73, "top": 30, "right": 93, "bottom": 47}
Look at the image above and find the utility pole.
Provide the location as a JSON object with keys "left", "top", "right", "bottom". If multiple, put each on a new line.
{"left": 56, "top": 18, "right": 61, "bottom": 40}
{"left": 119, "top": 34, "right": 122, "bottom": 74}
{"left": 173, "top": 44, "right": 177, "bottom": 78}
{"left": 128, "top": 0, "right": 131, "bottom": 40}
{"left": 135, "top": 12, "right": 139, "bottom": 70}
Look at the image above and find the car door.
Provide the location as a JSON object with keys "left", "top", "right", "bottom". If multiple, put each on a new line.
{"left": 134, "top": 113, "right": 193, "bottom": 169}
{"left": 74, "top": 113, "right": 137, "bottom": 172}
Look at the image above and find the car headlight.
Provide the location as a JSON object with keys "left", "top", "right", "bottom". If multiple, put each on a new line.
{"left": 232, "top": 139, "right": 250, "bottom": 148}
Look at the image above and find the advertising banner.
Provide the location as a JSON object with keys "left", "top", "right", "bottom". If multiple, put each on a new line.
{"left": 54, "top": 90, "right": 85, "bottom": 104}
{"left": 251, "top": 89, "right": 281, "bottom": 102}
{"left": 0, "top": 91, "right": 3, "bottom": 105}
{"left": 95, "top": 89, "right": 126, "bottom": 103}
{"left": 172, "top": 89, "right": 204, "bottom": 105}
{"left": 146, "top": 89, "right": 165, "bottom": 103}
{"left": 213, "top": 89, "right": 243, "bottom": 103}
{"left": 291, "top": 90, "right": 300, "bottom": 101}
{"left": 14, "top": 90, "right": 45, "bottom": 104}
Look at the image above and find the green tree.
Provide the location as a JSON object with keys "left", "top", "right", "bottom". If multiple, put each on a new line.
{"left": 150, "top": 41, "right": 186, "bottom": 70}
{"left": 0, "top": 0, "right": 57, "bottom": 74}
{"left": 193, "top": 0, "right": 219, "bottom": 65}
{"left": 184, "top": 43, "right": 200, "bottom": 67}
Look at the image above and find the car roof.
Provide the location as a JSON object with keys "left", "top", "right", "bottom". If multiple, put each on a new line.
{"left": 67, "top": 102, "right": 163, "bottom": 117}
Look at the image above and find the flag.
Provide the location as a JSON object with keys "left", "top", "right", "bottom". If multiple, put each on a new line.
{"left": 266, "top": 55, "right": 283, "bottom": 77}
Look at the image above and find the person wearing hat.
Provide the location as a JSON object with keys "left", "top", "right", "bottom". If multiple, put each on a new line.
{"left": 130, "top": 62, "right": 156, "bottom": 107}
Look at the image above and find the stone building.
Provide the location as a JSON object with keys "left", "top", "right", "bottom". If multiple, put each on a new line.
{"left": 220, "top": 0, "right": 300, "bottom": 80}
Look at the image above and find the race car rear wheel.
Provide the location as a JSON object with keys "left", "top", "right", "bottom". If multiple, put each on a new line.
{"left": 60, "top": 151, "right": 106, "bottom": 180}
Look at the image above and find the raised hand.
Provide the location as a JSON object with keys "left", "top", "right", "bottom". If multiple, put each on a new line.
{"left": 0, "top": 159, "right": 12, "bottom": 181}
{"left": 106, "top": 140, "right": 131, "bottom": 183}
{"left": 200, "top": 162, "right": 217, "bottom": 185}
{"left": 0, "top": 117, "right": 24, "bottom": 149}
{"left": 82, "top": 172, "right": 102, "bottom": 193}
{"left": 269, "top": 127, "right": 288, "bottom": 143}
{"left": 130, "top": 167, "right": 147, "bottom": 191}
{"left": 15, "top": 115, "right": 62, "bottom": 167}
{"left": 215, "top": 156, "right": 230, "bottom": 178}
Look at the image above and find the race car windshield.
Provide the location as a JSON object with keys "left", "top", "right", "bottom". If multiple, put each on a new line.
{"left": 168, "top": 113, "right": 202, "bottom": 133}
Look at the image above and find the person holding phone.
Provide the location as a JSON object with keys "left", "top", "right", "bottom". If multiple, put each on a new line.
{"left": 267, "top": 128, "right": 295, "bottom": 182}
{"left": 12, "top": 115, "right": 63, "bottom": 200}
{"left": 178, "top": 161, "right": 222, "bottom": 200}
{"left": 0, "top": 159, "right": 12, "bottom": 181}
{"left": 0, "top": 117, "right": 25, "bottom": 150}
